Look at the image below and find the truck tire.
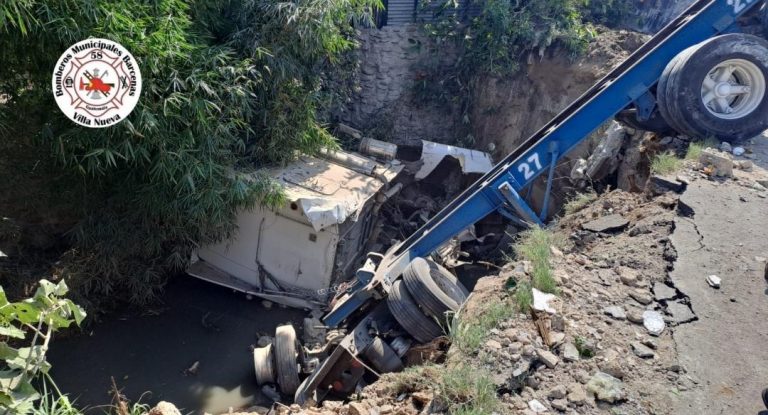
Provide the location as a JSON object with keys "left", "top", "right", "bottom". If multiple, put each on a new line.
{"left": 402, "top": 258, "right": 469, "bottom": 322}
{"left": 363, "top": 337, "right": 404, "bottom": 373}
{"left": 275, "top": 324, "right": 301, "bottom": 395}
{"left": 658, "top": 34, "right": 768, "bottom": 141}
{"left": 387, "top": 280, "right": 443, "bottom": 344}
{"left": 253, "top": 344, "right": 276, "bottom": 385}
{"left": 657, "top": 43, "right": 702, "bottom": 137}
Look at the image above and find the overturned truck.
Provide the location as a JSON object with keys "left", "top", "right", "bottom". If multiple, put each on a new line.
{"left": 193, "top": 0, "right": 768, "bottom": 407}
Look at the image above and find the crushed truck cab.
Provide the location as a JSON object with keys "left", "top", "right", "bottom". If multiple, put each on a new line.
{"left": 188, "top": 150, "right": 403, "bottom": 310}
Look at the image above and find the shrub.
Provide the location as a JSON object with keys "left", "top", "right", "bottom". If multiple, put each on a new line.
{"left": 0, "top": 280, "right": 85, "bottom": 414}
{"left": 0, "top": 0, "right": 379, "bottom": 306}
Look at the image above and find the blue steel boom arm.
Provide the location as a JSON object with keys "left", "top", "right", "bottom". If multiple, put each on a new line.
{"left": 324, "top": 0, "right": 765, "bottom": 328}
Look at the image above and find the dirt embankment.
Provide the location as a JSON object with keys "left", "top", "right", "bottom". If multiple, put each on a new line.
{"left": 257, "top": 187, "right": 682, "bottom": 415}
{"left": 253, "top": 133, "right": 768, "bottom": 415}
{"left": 471, "top": 28, "right": 649, "bottom": 159}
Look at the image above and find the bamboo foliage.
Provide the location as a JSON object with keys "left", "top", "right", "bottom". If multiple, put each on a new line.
{"left": 0, "top": 0, "right": 379, "bottom": 306}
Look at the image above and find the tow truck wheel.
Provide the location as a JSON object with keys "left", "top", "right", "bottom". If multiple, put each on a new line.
{"left": 658, "top": 34, "right": 768, "bottom": 141}
{"left": 275, "top": 324, "right": 301, "bottom": 395}
{"left": 363, "top": 337, "right": 404, "bottom": 373}
{"left": 253, "top": 343, "right": 276, "bottom": 385}
{"left": 402, "top": 258, "right": 468, "bottom": 322}
{"left": 387, "top": 280, "right": 443, "bottom": 343}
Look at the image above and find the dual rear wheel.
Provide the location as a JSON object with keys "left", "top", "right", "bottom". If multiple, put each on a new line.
{"left": 628, "top": 34, "right": 768, "bottom": 142}
{"left": 386, "top": 258, "right": 469, "bottom": 344}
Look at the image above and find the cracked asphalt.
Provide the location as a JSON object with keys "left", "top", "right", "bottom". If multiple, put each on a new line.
{"left": 669, "top": 138, "right": 768, "bottom": 414}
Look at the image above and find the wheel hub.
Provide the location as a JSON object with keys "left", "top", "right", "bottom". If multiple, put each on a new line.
{"left": 701, "top": 59, "right": 765, "bottom": 120}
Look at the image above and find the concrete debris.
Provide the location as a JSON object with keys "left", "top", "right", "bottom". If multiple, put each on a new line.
{"left": 642, "top": 338, "right": 658, "bottom": 350}
{"left": 586, "top": 372, "right": 626, "bottom": 403}
{"left": 548, "top": 331, "right": 565, "bottom": 347}
{"left": 652, "top": 282, "right": 677, "bottom": 301}
{"left": 626, "top": 308, "right": 644, "bottom": 324}
{"left": 573, "top": 121, "right": 626, "bottom": 185}
{"left": 643, "top": 310, "right": 666, "bottom": 336}
{"left": 536, "top": 349, "right": 560, "bottom": 369}
{"left": 582, "top": 214, "right": 629, "bottom": 233}
{"left": 548, "top": 384, "right": 567, "bottom": 399}
{"left": 706, "top": 275, "right": 722, "bottom": 289}
{"left": 528, "top": 399, "right": 548, "bottom": 413}
{"left": 551, "top": 399, "right": 568, "bottom": 411}
{"left": 532, "top": 288, "right": 557, "bottom": 314}
{"left": 666, "top": 301, "right": 696, "bottom": 324}
{"left": 631, "top": 342, "right": 655, "bottom": 359}
{"left": 570, "top": 158, "right": 588, "bottom": 183}
{"left": 598, "top": 352, "right": 626, "bottom": 379}
{"left": 486, "top": 339, "right": 503, "bottom": 350}
{"left": 699, "top": 148, "right": 733, "bottom": 177}
{"left": 719, "top": 142, "right": 732, "bottom": 153}
{"left": 567, "top": 383, "right": 588, "bottom": 405}
{"left": 563, "top": 343, "right": 580, "bottom": 362}
{"left": 147, "top": 402, "right": 181, "bottom": 415}
{"left": 734, "top": 160, "right": 753, "bottom": 171}
{"left": 629, "top": 290, "right": 653, "bottom": 305}
{"left": 619, "top": 268, "right": 642, "bottom": 287}
{"left": 603, "top": 306, "right": 627, "bottom": 320}
{"left": 347, "top": 402, "right": 369, "bottom": 415}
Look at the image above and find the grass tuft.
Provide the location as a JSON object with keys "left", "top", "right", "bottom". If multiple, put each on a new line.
{"left": 685, "top": 137, "right": 720, "bottom": 161}
{"left": 438, "top": 364, "right": 500, "bottom": 415}
{"left": 514, "top": 281, "right": 533, "bottom": 313}
{"left": 449, "top": 299, "right": 515, "bottom": 354}
{"left": 564, "top": 191, "right": 597, "bottom": 215}
{"left": 651, "top": 151, "right": 682, "bottom": 175}
{"left": 516, "top": 228, "right": 561, "bottom": 295}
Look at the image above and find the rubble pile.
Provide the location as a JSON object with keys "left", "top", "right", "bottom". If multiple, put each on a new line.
{"left": 238, "top": 187, "right": 694, "bottom": 415}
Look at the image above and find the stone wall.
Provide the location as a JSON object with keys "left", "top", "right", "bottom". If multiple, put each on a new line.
{"left": 337, "top": 25, "right": 462, "bottom": 146}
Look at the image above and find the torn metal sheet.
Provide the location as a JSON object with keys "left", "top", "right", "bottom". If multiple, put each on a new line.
{"left": 416, "top": 140, "right": 494, "bottom": 180}
{"left": 272, "top": 153, "right": 403, "bottom": 232}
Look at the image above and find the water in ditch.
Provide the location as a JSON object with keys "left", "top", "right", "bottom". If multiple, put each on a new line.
{"left": 47, "top": 276, "right": 306, "bottom": 414}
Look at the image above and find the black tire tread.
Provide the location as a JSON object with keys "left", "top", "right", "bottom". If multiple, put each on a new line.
{"left": 275, "top": 325, "right": 301, "bottom": 395}
{"left": 402, "top": 258, "right": 468, "bottom": 322}
{"left": 660, "top": 34, "right": 768, "bottom": 142}
{"left": 387, "top": 280, "right": 443, "bottom": 344}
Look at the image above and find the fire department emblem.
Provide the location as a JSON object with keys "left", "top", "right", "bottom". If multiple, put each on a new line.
{"left": 52, "top": 39, "right": 142, "bottom": 128}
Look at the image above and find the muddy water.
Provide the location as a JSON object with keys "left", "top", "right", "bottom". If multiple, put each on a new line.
{"left": 48, "top": 276, "right": 306, "bottom": 414}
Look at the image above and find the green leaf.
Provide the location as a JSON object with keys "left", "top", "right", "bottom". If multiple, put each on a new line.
{"left": 0, "top": 343, "right": 19, "bottom": 360}
{"left": 64, "top": 300, "right": 86, "bottom": 326}
{"left": 0, "top": 325, "right": 25, "bottom": 339}
{"left": 10, "top": 302, "right": 40, "bottom": 325}
{"left": 0, "top": 369, "right": 23, "bottom": 391}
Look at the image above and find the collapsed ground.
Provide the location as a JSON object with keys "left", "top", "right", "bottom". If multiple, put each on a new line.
{"left": 261, "top": 133, "right": 768, "bottom": 415}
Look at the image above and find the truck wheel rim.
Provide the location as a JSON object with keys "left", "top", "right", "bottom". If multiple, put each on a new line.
{"left": 701, "top": 58, "right": 765, "bottom": 120}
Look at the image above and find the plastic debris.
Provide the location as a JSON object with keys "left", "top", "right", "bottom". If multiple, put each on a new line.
{"left": 643, "top": 310, "right": 666, "bottom": 336}
{"left": 733, "top": 146, "right": 746, "bottom": 156}
{"left": 528, "top": 399, "right": 548, "bottom": 413}
{"left": 706, "top": 275, "right": 721, "bottom": 289}
{"left": 532, "top": 288, "right": 557, "bottom": 314}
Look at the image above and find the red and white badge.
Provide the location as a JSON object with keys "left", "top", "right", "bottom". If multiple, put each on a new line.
{"left": 52, "top": 38, "right": 142, "bottom": 128}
